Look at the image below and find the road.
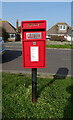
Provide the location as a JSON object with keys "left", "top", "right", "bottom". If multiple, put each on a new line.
{"left": 2, "top": 43, "right": 72, "bottom": 77}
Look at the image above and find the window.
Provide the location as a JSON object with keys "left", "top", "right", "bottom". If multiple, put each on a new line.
{"left": 11, "top": 34, "right": 15, "bottom": 38}
{"left": 63, "top": 26, "right": 66, "bottom": 30}
{"left": 59, "top": 25, "right": 66, "bottom": 30}
{"left": 59, "top": 26, "right": 62, "bottom": 30}
{"left": 9, "top": 34, "right": 15, "bottom": 38}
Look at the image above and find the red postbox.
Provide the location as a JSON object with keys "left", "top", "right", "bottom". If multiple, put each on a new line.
{"left": 21, "top": 20, "right": 46, "bottom": 68}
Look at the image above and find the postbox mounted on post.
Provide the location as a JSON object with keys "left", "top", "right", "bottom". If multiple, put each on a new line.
{"left": 21, "top": 20, "right": 46, "bottom": 68}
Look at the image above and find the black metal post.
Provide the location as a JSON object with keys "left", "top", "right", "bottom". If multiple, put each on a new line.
{"left": 32, "top": 68, "right": 37, "bottom": 102}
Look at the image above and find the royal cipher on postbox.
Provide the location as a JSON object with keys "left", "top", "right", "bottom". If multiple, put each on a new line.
{"left": 21, "top": 20, "right": 46, "bottom": 68}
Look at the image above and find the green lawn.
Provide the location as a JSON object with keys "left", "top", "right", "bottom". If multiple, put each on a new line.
{"left": 2, "top": 72, "right": 73, "bottom": 119}
{"left": 46, "top": 44, "right": 72, "bottom": 49}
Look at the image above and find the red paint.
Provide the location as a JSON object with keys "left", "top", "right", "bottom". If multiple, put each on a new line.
{"left": 21, "top": 20, "right": 46, "bottom": 68}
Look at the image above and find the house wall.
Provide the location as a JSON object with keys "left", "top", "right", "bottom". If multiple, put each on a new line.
{"left": 64, "top": 35, "right": 71, "bottom": 41}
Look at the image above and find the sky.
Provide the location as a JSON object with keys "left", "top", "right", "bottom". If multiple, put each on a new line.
{"left": 1, "top": 2, "right": 71, "bottom": 30}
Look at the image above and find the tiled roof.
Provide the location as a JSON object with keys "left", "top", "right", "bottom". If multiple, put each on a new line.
{"left": 0, "top": 21, "right": 16, "bottom": 33}
{"left": 56, "top": 22, "right": 68, "bottom": 25}
{"left": 47, "top": 25, "right": 58, "bottom": 35}
{"left": 47, "top": 23, "right": 71, "bottom": 35}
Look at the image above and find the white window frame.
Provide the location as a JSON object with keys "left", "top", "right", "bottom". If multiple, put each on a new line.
{"left": 59, "top": 25, "right": 66, "bottom": 30}
{"left": 9, "top": 34, "right": 15, "bottom": 39}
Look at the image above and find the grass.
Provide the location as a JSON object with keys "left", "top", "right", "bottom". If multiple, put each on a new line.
{"left": 2, "top": 72, "right": 73, "bottom": 119}
{"left": 46, "top": 44, "right": 72, "bottom": 49}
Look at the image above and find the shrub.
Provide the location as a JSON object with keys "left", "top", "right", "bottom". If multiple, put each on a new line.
{"left": 50, "top": 35, "right": 66, "bottom": 42}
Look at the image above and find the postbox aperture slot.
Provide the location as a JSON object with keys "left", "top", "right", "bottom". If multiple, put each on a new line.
{"left": 23, "top": 29, "right": 46, "bottom": 32}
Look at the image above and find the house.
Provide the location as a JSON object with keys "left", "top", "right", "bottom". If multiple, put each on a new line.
{"left": 0, "top": 20, "right": 16, "bottom": 41}
{"left": 47, "top": 22, "right": 72, "bottom": 41}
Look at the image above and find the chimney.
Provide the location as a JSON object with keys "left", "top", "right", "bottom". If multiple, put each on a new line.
{"left": 16, "top": 19, "right": 19, "bottom": 33}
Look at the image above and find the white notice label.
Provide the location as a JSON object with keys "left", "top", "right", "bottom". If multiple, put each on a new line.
{"left": 30, "top": 47, "right": 39, "bottom": 61}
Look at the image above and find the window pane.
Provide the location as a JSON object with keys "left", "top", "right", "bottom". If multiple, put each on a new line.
{"left": 63, "top": 26, "right": 65, "bottom": 29}
{"left": 11, "top": 34, "right": 14, "bottom": 38}
{"left": 59, "top": 26, "right": 62, "bottom": 30}
{"left": 9, "top": 34, "right": 11, "bottom": 38}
